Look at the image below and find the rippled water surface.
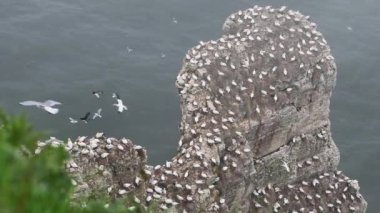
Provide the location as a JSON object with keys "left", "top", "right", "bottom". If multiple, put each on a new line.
{"left": 0, "top": 0, "right": 379, "bottom": 211}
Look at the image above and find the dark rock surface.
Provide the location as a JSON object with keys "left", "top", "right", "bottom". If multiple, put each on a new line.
{"left": 39, "top": 5, "right": 367, "bottom": 212}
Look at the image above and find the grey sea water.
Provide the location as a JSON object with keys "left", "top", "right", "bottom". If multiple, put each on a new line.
{"left": 0, "top": 0, "right": 379, "bottom": 211}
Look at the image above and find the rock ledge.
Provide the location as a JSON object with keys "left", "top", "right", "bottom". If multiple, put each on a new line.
{"left": 40, "top": 5, "right": 367, "bottom": 213}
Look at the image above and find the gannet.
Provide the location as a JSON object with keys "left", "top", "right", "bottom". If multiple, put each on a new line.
{"left": 113, "top": 99, "right": 128, "bottom": 113}
{"left": 19, "top": 100, "right": 62, "bottom": 114}
{"left": 281, "top": 160, "right": 290, "bottom": 172}
{"left": 126, "top": 46, "right": 133, "bottom": 53}
{"left": 92, "top": 91, "right": 104, "bottom": 99}
{"left": 93, "top": 108, "right": 102, "bottom": 119}
{"left": 69, "top": 117, "right": 78, "bottom": 124}
{"left": 112, "top": 92, "right": 127, "bottom": 112}
{"left": 80, "top": 112, "right": 91, "bottom": 123}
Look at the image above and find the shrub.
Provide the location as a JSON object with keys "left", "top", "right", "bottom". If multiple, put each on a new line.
{"left": 0, "top": 109, "right": 149, "bottom": 213}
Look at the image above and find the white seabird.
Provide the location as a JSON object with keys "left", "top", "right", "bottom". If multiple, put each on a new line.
{"left": 112, "top": 92, "right": 127, "bottom": 112}
{"left": 93, "top": 108, "right": 102, "bottom": 120}
{"left": 69, "top": 117, "right": 78, "bottom": 124}
{"left": 126, "top": 46, "right": 133, "bottom": 53}
{"left": 114, "top": 99, "right": 127, "bottom": 113}
{"left": 19, "top": 100, "right": 62, "bottom": 114}
{"left": 92, "top": 91, "right": 104, "bottom": 99}
{"left": 281, "top": 160, "right": 290, "bottom": 172}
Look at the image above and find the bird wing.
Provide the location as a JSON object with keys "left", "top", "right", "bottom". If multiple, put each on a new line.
{"left": 19, "top": 100, "right": 41, "bottom": 106}
{"left": 93, "top": 112, "right": 101, "bottom": 119}
{"left": 43, "top": 100, "right": 62, "bottom": 107}
{"left": 81, "top": 112, "right": 91, "bottom": 120}
{"left": 43, "top": 106, "right": 59, "bottom": 114}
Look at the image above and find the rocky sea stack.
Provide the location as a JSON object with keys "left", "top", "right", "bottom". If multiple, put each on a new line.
{"left": 41, "top": 5, "right": 367, "bottom": 212}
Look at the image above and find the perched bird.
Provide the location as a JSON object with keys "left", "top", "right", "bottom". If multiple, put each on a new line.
{"left": 69, "top": 117, "right": 78, "bottom": 124}
{"left": 80, "top": 112, "right": 91, "bottom": 123}
{"left": 92, "top": 91, "right": 104, "bottom": 99}
{"left": 19, "top": 100, "right": 62, "bottom": 114}
{"left": 93, "top": 108, "right": 102, "bottom": 120}
{"left": 281, "top": 160, "right": 290, "bottom": 172}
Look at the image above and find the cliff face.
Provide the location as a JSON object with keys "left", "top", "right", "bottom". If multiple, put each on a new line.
{"left": 47, "top": 5, "right": 367, "bottom": 212}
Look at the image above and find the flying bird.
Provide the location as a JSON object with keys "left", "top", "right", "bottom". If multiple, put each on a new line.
{"left": 19, "top": 100, "right": 62, "bottom": 114}
{"left": 92, "top": 108, "right": 102, "bottom": 120}
{"left": 113, "top": 97, "right": 127, "bottom": 113}
{"left": 112, "top": 92, "right": 127, "bottom": 113}
{"left": 112, "top": 92, "right": 120, "bottom": 99}
{"left": 114, "top": 99, "right": 128, "bottom": 113}
{"left": 126, "top": 46, "right": 133, "bottom": 53}
{"left": 69, "top": 117, "right": 78, "bottom": 124}
{"left": 92, "top": 91, "right": 104, "bottom": 99}
{"left": 80, "top": 112, "right": 91, "bottom": 123}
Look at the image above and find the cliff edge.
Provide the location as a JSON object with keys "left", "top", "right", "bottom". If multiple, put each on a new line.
{"left": 42, "top": 5, "right": 367, "bottom": 213}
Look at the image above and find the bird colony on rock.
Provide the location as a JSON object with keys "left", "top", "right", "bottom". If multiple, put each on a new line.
{"left": 38, "top": 5, "right": 367, "bottom": 213}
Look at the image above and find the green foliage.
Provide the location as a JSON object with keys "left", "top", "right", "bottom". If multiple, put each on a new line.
{"left": 0, "top": 110, "right": 71, "bottom": 213}
{"left": 0, "top": 109, "right": 152, "bottom": 213}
